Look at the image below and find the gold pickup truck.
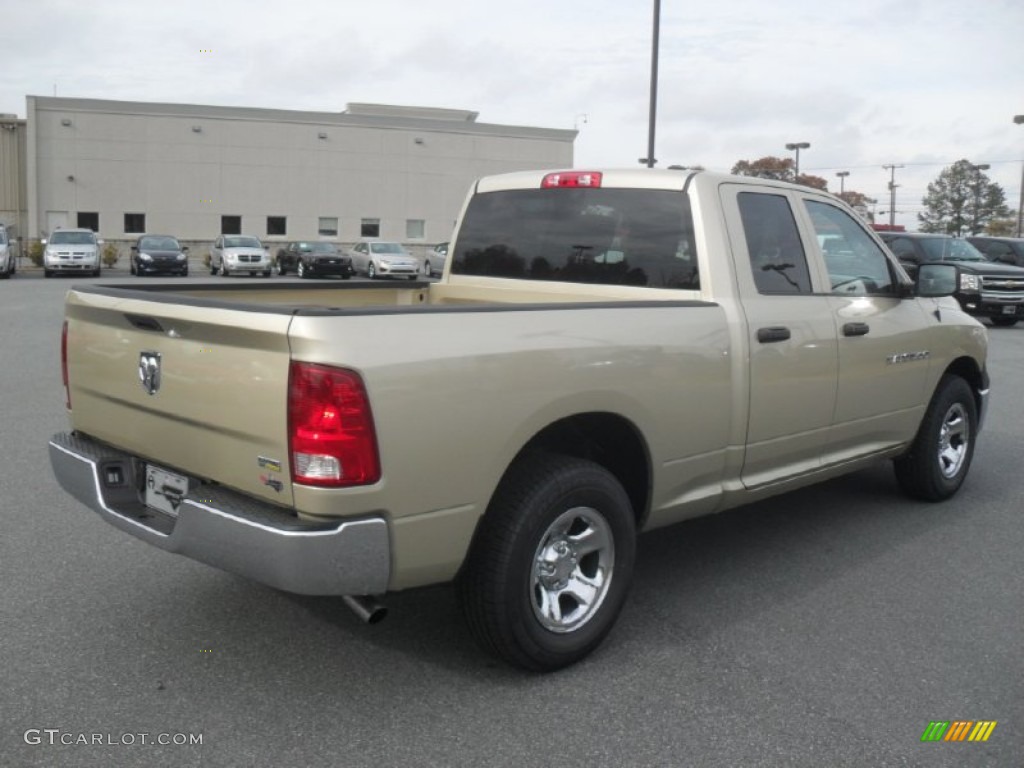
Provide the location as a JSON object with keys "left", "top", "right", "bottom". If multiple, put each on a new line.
{"left": 49, "top": 169, "right": 989, "bottom": 671}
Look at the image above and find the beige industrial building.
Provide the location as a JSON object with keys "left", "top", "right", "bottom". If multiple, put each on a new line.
{"left": 1, "top": 96, "right": 576, "bottom": 256}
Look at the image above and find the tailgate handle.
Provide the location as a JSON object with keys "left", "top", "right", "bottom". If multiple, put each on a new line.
{"left": 125, "top": 314, "right": 165, "bottom": 332}
{"left": 842, "top": 322, "right": 870, "bottom": 337}
{"left": 757, "top": 326, "right": 791, "bottom": 343}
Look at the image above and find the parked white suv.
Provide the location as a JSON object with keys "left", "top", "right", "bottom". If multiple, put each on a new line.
{"left": 44, "top": 228, "right": 102, "bottom": 277}
{"left": 0, "top": 225, "right": 14, "bottom": 278}
{"left": 210, "top": 235, "right": 272, "bottom": 277}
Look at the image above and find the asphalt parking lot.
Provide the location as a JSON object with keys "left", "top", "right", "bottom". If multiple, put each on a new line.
{"left": 2, "top": 268, "right": 1021, "bottom": 767}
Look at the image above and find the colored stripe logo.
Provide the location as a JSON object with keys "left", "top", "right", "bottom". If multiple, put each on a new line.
{"left": 921, "top": 721, "right": 997, "bottom": 742}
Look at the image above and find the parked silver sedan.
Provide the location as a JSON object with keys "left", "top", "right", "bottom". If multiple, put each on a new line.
{"left": 210, "top": 235, "right": 272, "bottom": 277}
{"left": 347, "top": 239, "right": 420, "bottom": 280}
{"left": 423, "top": 242, "right": 449, "bottom": 277}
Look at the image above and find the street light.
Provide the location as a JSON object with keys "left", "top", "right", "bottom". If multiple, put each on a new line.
{"left": 785, "top": 141, "right": 810, "bottom": 180}
{"left": 1015, "top": 115, "right": 1024, "bottom": 236}
{"left": 836, "top": 170, "right": 850, "bottom": 196}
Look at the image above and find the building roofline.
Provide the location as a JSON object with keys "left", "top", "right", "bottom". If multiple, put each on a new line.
{"left": 26, "top": 95, "right": 577, "bottom": 142}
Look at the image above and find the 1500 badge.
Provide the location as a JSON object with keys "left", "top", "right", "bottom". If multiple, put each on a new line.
{"left": 886, "top": 351, "right": 930, "bottom": 364}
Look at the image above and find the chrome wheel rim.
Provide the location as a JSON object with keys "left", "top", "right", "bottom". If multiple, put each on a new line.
{"left": 937, "top": 402, "right": 969, "bottom": 479}
{"left": 530, "top": 506, "right": 614, "bottom": 634}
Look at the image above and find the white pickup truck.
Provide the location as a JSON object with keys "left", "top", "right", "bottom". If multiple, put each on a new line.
{"left": 49, "top": 169, "right": 989, "bottom": 671}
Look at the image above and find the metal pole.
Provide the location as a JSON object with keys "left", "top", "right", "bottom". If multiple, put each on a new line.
{"left": 1015, "top": 115, "right": 1023, "bottom": 237}
{"left": 645, "top": 0, "right": 660, "bottom": 168}
{"left": 883, "top": 165, "right": 902, "bottom": 228}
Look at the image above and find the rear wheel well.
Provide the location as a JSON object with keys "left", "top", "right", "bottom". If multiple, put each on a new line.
{"left": 507, "top": 413, "right": 650, "bottom": 528}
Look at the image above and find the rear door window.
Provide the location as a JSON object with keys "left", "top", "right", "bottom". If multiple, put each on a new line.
{"left": 737, "top": 192, "right": 812, "bottom": 294}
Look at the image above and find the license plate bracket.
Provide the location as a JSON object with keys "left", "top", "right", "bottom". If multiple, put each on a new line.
{"left": 145, "top": 464, "right": 189, "bottom": 518}
{"left": 1001, "top": 305, "right": 1017, "bottom": 315}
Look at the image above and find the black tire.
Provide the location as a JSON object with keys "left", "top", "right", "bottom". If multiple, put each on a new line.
{"left": 44, "top": 269, "right": 53, "bottom": 278}
{"left": 457, "top": 452, "right": 636, "bottom": 672}
{"left": 277, "top": 261, "right": 286, "bottom": 276}
{"left": 209, "top": 260, "right": 217, "bottom": 275}
{"left": 181, "top": 267, "right": 189, "bottom": 277}
{"left": 894, "top": 375, "right": 977, "bottom": 501}
{"left": 342, "top": 273, "right": 351, "bottom": 280}
{"left": 263, "top": 270, "right": 271, "bottom": 278}
{"left": 990, "top": 317, "right": 1018, "bottom": 328}
{"left": 129, "top": 259, "right": 136, "bottom": 275}
{"left": 220, "top": 262, "right": 230, "bottom": 277}
{"left": 367, "top": 261, "right": 376, "bottom": 279}
{"left": 407, "top": 274, "right": 417, "bottom": 281}
{"left": 424, "top": 260, "right": 432, "bottom": 278}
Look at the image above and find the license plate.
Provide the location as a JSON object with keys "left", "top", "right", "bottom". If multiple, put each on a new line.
{"left": 145, "top": 465, "right": 189, "bottom": 518}
{"left": 1002, "top": 306, "right": 1017, "bottom": 315}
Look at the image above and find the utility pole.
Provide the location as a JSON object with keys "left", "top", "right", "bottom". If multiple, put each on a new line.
{"left": 883, "top": 165, "right": 903, "bottom": 227}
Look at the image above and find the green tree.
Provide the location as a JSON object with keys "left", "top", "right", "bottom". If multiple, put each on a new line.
{"left": 918, "top": 159, "right": 1011, "bottom": 236}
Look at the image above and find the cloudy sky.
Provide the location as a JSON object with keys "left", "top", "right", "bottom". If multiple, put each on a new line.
{"left": 3, "top": 0, "right": 1022, "bottom": 229}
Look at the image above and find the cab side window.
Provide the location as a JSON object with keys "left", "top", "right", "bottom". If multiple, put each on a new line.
{"left": 738, "top": 192, "right": 812, "bottom": 294}
{"left": 805, "top": 200, "right": 896, "bottom": 295}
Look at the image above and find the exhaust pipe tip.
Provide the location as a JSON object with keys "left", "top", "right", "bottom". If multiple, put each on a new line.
{"left": 343, "top": 594, "right": 388, "bottom": 624}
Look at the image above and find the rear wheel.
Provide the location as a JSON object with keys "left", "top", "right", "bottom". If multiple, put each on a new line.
{"left": 894, "top": 375, "right": 977, "bottom": 501}
{"left": 457, "top": 452, "right": 636, "bottom": 672}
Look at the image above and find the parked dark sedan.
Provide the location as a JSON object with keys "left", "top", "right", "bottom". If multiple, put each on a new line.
{"left": 130, "top": 235, "right": 189, "bottom": 276}
{"left": 966, "top": 236, "right": 1024, "bottom": 268}
{"left": 275, "top": 241, "right": 354, "bottom": 279}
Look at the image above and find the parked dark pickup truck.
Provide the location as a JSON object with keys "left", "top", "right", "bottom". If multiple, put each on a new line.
{"left": 878, "top": 232, "right": 1024, "bottom": 327}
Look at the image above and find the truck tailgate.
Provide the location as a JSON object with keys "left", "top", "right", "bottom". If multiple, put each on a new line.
{"left": 64, "top": 289, "right": 295, "bottom": 507}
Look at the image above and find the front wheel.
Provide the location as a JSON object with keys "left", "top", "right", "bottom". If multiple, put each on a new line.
{"left": 990, "top": 317, "right": 1018, "bottom": 328}
{"left": 457, "top": 453, "right": 636, "bottom": 672}
{"left": 297, "top": 261, "right": 308, "bottom": 279}
{"left": 277, "top": 261, "right": 286, "bottom": 276}
{"left": 367, "top": 262, "right": 376, "bottom": 279}
{"left": 894, "top": 375, "right": 977, "bottom": 501}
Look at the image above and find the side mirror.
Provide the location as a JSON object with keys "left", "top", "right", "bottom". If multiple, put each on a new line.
{"left": 182, "top": 245, "right": 189, "bottom": 252}
{"left": 97, "top": 239, "right": 105, "bottom": 246}
{"left": 915, "top": 263, "right": 958, "bottom": 297}
{"left": 41, "top": 239, "right": 47, "bottom": 245}
{"left": 130, "top": 245, "right": 138, "bottom": 251}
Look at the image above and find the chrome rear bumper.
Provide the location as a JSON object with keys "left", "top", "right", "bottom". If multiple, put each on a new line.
{"left": 48, "top": 432, "right": 390, "bottom": 595}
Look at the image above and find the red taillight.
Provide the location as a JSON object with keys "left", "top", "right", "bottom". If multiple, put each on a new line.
{"left": 541, "top": 171, "right": 603, "bottom": 189}
{"left": 61, "top": 320, "right": 71, "bottom": 409}
{"left": 288, "top": 362, "right": 380, "bottom": 487}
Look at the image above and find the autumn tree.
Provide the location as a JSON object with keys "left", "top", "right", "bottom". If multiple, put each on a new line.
{"left": 918, "top": 159, "right": 1011, "bottom": 236}
{"left": 731, "top": 156, "right": 794, "bottom": 182}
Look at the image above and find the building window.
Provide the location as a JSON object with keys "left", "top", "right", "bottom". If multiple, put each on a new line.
{"left": 77, "top": 212, "right": 99, "bottom": 232}
{"left": 406, "top": 219, "right": 425, "bottom": 240}
{"left": 361, "top": 218, "right": 380, "bottom": 238}
{"left": 267, "top": 216, "right": 286, "bottom": 236}
{"left": 124, "top": 213, "right": 145, "bottom": 234}
{"left": 221, "top": 215, "right": 241, "bottom": 235}
{"left": 318, "top": 217, "right": 338, "bottom": 237}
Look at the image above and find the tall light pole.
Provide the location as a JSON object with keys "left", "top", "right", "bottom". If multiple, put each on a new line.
{"left": 836, "top": 170, "right": 850, "bottom": 196}
{"left": 641, "top": 0, "right": 661, "bottom": 168}
{"left": 785, "top": 141, "right": 810, "bottom": 181}
{"left": 968, "top": 162, "right": 991, "bottom": 236}
{"left": 1015, "top": 115, "right": 1024, "bottom": 236}
{"left": 883, "top": 164, "right": 904, "bottom": 227}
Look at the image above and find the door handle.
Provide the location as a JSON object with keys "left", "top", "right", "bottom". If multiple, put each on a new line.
{"left": 843, "top": 322, "right": 870, "bottom": 337}
{"left": 757, "top": 326, "right": 791, "bottom": 343}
